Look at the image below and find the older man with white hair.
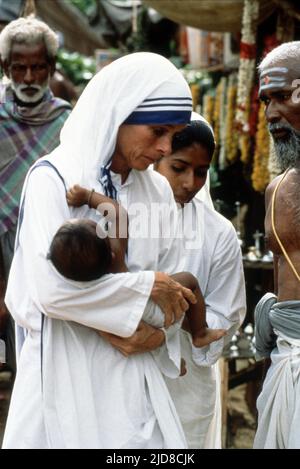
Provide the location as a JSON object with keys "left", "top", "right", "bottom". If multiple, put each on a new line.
{"left": 254, "top": 41, "right": 300, "bottom": 449}
{"left": 0, "top": 17, "right": 71, "bottom": 374}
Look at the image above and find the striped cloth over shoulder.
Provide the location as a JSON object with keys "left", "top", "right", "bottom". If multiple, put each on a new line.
{"left": 0, "top": 83, "right": 71, "bottom": 236}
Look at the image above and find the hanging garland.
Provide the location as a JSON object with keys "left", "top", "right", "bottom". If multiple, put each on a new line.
{"left": 211, "top": 78, "right": 227, "bottom": 166}
{"left": 225, "top": 74, "right": 239, "bottom": 163}
{"left": 251, "top": 101, "right": 270, "bottom": 192}
{"left": 202, "top": 93, "right": 214, "bottom": 127}
{"left": 213, "top": 80, "right": 222, "bottom": 149}
{"left": 236, "top": 0, "right": 259, "bottom": 163}
{"left": 218, "top": 77, "right": 228, "bottom": 170}
{"left": 190, "top": 83, "right": 200, "bottom": 111}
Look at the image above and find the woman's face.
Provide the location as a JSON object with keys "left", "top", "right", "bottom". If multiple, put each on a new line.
{"left": 114, "top": 124, "right": 185, "bottom": 172}
{"left": 156, "top": 142, "right": 211, "bottom": 204}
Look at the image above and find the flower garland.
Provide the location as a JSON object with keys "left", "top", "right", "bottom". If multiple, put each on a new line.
{"left": 202, "top": 93, "right": 214, "bottom": 127}
{"left": 251, "top": 101, "right": 270, "bottom": 192}
{"left": 225, "top": 74, "right": 239, "bottom": 163}
{"left": 213, "top": 81, "right": 222, "bottom": 150}
{"left": 240, "top": 98, "right": 251, "bottom": 163}
{"left": 218, "top": 77, "right": 228, "bottom": 169}
{"left": 190, "top": 83, "right": 200, "bottom": 110}
{"left": 249, "top": 85, "right": 259, "bottom": 138}
{"left": 236, "top": 0, "right": 259, "bottom": 162}
{"left": 210, "top": 79, "right": 224, "bottom": 165}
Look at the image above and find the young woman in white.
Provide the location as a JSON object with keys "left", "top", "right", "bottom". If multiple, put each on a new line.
{"left": 155, "top": 114, "right": 246, "bottom": 448}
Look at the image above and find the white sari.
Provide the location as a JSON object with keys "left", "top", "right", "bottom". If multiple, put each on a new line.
{"left": 3, "top": 53, "right": 192, "bottom": 449}
{"left": 163, "top": 113, "right": 246, "bottom": 448}
{"left": 165, "top": 199, "right": 246, "bottom": 448}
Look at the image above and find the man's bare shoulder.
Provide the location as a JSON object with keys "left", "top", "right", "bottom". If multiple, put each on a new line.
{"left": 265, "top": 175, "right": 282, "bottom": 206}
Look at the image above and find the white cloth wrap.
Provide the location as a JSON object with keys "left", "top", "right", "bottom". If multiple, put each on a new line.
{"left": 3, "top": 52, "right": 192, "bottom": 449}
{"left": 165, "top": 199, "right": 246, "bottom": 448}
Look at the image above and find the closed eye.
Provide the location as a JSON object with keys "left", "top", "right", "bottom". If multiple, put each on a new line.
{"left": 171, "top": 165, "right": 185, "bottom": 173}
{"left": 152, "top": 127, "right": 168, "bottom": 137}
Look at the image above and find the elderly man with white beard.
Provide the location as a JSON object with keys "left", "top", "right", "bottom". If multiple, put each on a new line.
{"left": 254, "top": 41, "right": 300, "bottom": 449}
{"left": 0, "top": 17, "right": 71, "bottom": 374}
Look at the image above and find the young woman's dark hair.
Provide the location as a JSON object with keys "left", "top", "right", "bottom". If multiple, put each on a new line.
{"left": 172, "top": 120, "right": 215, "bottom": 158}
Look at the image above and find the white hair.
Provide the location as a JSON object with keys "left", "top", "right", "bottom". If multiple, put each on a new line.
{"left": 258, "top": 41, "right": 300, "bottom": 73}
{"left": 0, "top": 17, "right": 58, "bottom": 62}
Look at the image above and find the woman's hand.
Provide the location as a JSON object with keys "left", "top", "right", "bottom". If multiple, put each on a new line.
{"left": 151, "top": 272, "right": 196, "bottom": 328}
{"left": 66, "top": 184, "right": 89, "bottom": 207}
{"left": 98, "top": 321, "right": 165, "bottom": 356}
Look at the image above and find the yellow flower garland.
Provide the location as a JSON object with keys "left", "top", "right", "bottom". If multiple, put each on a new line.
{"left": 203, "top": 94, "right": 214, "bottom": 127}
{"left": 213, "top": 82, "right": 221, "bottom": 147}
{"left": 225, "top": 79, "right": 239, "bottom": 162}
{"left": 251, "top": 102, "right": 270, "bottom": 192}
{"left": 211, "top": 80, "right": 225, "bottom": 165}
{"left": 190, "top": 83, "right": 200, "bottom": 111}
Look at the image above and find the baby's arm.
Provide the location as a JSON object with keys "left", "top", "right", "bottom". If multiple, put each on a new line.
{"left": 67, "top": 185, "right": 123, "bottom": 220}
{"left": 171, "top": 272, "right": 226, "bottom": 347}
{"left": 67, "top": 185, "right": 128, "bottom": 272}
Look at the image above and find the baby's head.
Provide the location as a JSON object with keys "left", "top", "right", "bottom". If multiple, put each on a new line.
{"left": 48, "top": 219, "right": 112, "bottom": 281}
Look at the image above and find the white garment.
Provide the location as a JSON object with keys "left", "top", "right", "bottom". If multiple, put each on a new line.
{"left": 165, "top": 199, "right": 246, "bottom": 448}
{"left": 254, "top": 330, "right": 300, "bottom": 449}
{"left": 3, "top": 166, "right": 186, "bottom": 449}
{"left": 3, "top": 52, "right": 192, "bottom": 449}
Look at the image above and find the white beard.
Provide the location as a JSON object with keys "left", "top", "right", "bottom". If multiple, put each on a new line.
{"left": 11, "top": 77, "right": 50, "bottom": 104}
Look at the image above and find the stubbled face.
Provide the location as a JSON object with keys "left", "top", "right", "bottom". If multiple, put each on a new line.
{"left": 155, "top": 142, "right": 211, "bottom": 205}
{"left": 113, "top": 124, "right": 186, "bottom": 172}
{"left": 4, "top": 42, "right": 53, "bottom": 104}
{"left": 259, "top": 63, "right": 300, "bottom": 170}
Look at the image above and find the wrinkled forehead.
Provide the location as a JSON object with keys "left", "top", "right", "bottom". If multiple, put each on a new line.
{"left": 9, "top": 42, "right": 48, "bottom": 62}
{"left": 259, "top": 65, "right": 300, "bottom": 94}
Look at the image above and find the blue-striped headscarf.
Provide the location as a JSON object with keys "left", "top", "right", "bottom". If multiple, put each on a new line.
{"left": 42, "top": 53, "right": 192, "bottom": 199}
{"left": 124, "top": 96, "right": 192, "bottom": 125}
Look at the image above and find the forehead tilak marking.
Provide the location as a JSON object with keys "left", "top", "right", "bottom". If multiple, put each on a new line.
{"left": 259, "top": 67, "right": 290, "bottom": 91}
{"left": 260, "top": 67, "right": 289, "bottom": 77}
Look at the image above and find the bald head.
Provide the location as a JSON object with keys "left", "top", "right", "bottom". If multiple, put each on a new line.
{"left": 259, "top": 42, "right": 300, "bottom": 73}
{"left": 259, "top": 42, "right": 300, "bottom": 93}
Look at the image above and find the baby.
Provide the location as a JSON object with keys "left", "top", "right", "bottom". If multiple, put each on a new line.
{"left": 48, "top": 185, "right": 226, "bottom": 349}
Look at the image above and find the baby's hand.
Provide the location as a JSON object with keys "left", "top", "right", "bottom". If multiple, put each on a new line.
{"left": 66, "top": 184, "right": 89, "bottom": 207}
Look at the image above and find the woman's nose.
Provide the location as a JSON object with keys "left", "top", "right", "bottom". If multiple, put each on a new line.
{"left": 182, "top": 172, "right": 195, "bottom": 190}
{"left": 157, "top": 136, "right": 172, "bottom": 156}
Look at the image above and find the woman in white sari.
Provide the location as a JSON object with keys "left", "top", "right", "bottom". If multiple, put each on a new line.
{"left": 155, "top": 114, "right": 246, "bottom": 448}
{"left": 2, "top": 53, "right": 195, "bottom": 449}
